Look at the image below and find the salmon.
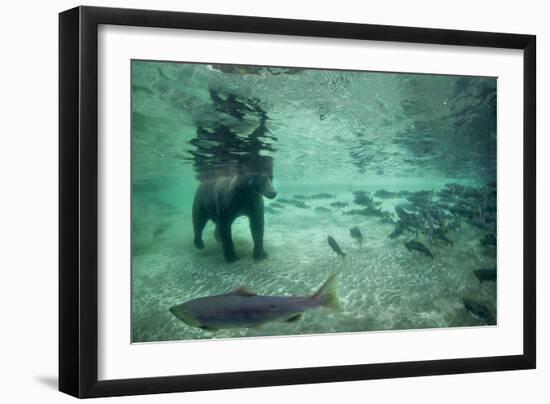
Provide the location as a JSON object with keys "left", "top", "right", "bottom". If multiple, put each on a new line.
{"left": 327, "top": 236, "right": 346, "bottom": 257}
{"left": 170, "top": 274, "right": 341, "bottom": 331}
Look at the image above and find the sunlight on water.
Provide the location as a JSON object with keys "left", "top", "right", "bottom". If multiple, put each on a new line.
{"left": 131, "top": 61, "right": 497, "bottom": 342}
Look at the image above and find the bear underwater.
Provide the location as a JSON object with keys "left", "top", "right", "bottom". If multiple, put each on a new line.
{"left": 192, "top": 171, "right": 277, "bottom": 262}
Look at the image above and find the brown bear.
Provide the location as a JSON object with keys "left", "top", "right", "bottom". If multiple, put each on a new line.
{"left": 192, "top": 172, "right": 277, "bottom": 262}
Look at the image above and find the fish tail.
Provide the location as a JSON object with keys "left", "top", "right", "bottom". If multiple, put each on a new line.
{"left": 312, "top": 273, "right": 341, "bottom": 311}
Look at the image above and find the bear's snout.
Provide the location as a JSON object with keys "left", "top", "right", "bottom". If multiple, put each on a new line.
{"left": 264, "top": 189, "right": 277, "bottom": 199}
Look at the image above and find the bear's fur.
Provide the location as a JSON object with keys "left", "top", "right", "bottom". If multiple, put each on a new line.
{"left": 192, "top": 172, "right": 277, "bottom": 262}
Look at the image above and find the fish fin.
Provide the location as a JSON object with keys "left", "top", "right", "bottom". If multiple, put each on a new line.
{"left": 312, "top": 273, "right": 342, "bottom": 311}
{"left": 169, "top": 305, "right": 202, "bottom": 328}
{"left": 230, "top": 287, "right": 257, "bottom": 297}
{"left": 285, "top": 314, "right": 302, "bottom": 323}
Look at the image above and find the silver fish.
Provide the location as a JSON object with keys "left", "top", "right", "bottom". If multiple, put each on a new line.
{"left": 463, "top": 298, "right": 496, "bottom": 325}
{"left": 349, "top": 227, "right": 363, "bottom": 247}
{"left": 404, "top": 239, "right": 434, "bottom": 258}
{"left": 170, "top": 274, "right": 341, "bottom": 331}
{"left": 473, "top": 268, "right": 497, "bottom": 283}
{"left": 327, "top": 235, "right": 346, "bottom": 257}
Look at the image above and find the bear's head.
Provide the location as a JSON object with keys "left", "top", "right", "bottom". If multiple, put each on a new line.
{"left": 245, "top": 172, "right": 277, "bottom": 199}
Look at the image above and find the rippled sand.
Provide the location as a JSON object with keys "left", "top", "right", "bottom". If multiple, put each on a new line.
{"left": 132, "top": 188, "right": 496, "bottom": 343}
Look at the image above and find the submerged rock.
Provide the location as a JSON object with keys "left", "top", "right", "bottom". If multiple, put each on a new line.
{"left": 330, "top": 201, "right": 349, "bottom": 208}
{"left": 269, "top": 202, "right": 285, "bottom": 209}
{"left": 374, "top": 189, "right": 396, "bottom": 199}
{"left": 265, "top": 206, "right": 279, "bottom": 215}
{"left": 309, "top": 193, "right": 335, "bottom": 200}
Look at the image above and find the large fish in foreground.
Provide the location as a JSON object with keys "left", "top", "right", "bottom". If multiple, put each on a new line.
{"left": 170, "top": 274, "right": 341, "bottom": 331}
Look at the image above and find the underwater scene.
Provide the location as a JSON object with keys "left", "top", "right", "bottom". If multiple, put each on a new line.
{"left": 131, "top": 60, "right": 497, "bottom": 343}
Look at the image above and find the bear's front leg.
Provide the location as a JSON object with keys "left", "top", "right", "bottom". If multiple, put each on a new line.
{"left": 218, "top": 221, "right": 239, "bottom": 263}
{"left": 249, "top": 204, "right": 268, "bottom": 261}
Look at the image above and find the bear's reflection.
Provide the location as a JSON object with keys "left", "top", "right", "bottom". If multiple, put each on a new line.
{"left": 188, "top": 90, "right": 277, "bottom": 262}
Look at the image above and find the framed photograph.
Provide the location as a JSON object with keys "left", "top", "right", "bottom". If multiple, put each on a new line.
{"left": 59, "top": 6, "right": 536, "bottom": 398}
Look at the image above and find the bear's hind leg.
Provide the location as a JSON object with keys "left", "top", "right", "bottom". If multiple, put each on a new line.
{"left": 192, "top": 203, "right": 208, "bottom": 250}
{"left": 218, "top": 222, "right": 239, "bottom": 263}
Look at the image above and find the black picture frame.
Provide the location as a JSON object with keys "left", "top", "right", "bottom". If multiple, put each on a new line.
{"left": 59, "top": 5, "right": 536, "bottom": 398}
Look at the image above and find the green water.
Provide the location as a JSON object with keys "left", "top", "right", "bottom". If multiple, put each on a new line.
{"left": 131, "top": 60, "right": 497, "bottom": 343}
